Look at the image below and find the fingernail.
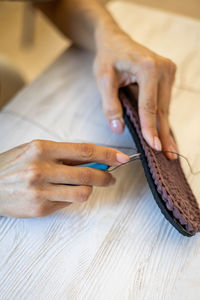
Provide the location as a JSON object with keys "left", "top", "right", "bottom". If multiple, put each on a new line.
{"left": 168, "top": 145, "right": 178, "bottom": 160}
{"left": 116, "top": 152, "right": 130, "bottom": 163}
{"left": 108, "top": 177, "right": 116, "bottom": 186}
{"left": 109, "top": 119, "right": 124, "bottom": 134}
{"left": 153, "top": 136, "right": 162, "bottom": 151}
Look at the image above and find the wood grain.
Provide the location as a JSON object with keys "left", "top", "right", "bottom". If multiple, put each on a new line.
{"left": 0, "top": 2, "right": 200, "bottom": 299}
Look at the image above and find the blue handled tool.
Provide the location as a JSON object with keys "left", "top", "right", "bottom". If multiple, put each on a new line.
{"left": 77, "top": 153, "right": 141, "bottom": 172}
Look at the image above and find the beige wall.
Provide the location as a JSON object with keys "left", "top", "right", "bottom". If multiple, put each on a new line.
{"left": 128, "top": 0, "right": 200, "bottom": 20}
{"left": 0, "top": 0, "right": 199, "bottom": 83}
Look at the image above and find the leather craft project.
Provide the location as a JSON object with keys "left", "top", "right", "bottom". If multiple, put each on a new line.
{"left": 119, "top": 85, "right": 200, "bottom": 237}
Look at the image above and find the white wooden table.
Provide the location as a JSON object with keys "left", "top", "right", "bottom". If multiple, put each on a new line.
{"left": 1, "top": 2, "right": 200, "bottom": 299}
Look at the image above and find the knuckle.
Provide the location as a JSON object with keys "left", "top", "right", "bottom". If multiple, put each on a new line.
{"left": 29, "top": 140, "right": 45, "bottom": 157}
{"left": 141, "top": 57, "right": 157, "bottom": 72}
{"left": 158, "top": 107, "right": 169, "bottom": 118}
{"left": 29, "top": 187, "right": 42, "bottom": 202}
{"left": 94, "top": 60, "right": 111, "bottom": 77}
{"left": 30, "top": 203, "right": 47, "bottom": 217}
{"left": 97, "top": 69, "right": 110, "bottom": 80}
{"left": 163, "top": 59, "right": 177, "bottom": 78}
{"left": 102, "top": 173, "right": 112, "bottom": 186}
{"left": 139, "top": 101, "right": 157, "bottom": 116}
{"left": 79, "top": 143, "right": 95, "bottom": 160}
{"left": 104, "top": 149, "right": 115, "bottom": 163}
{"left": 77, "top": 186, "right": 92, "bottom": 202}
{"left": 27, "top": 187, "right": 48, "bottom": 217}
{"left": 79, "top": 168, "right": 92, "bottom": 185}
{"left": 125, "top": 53, "right": 134, "bottom": 63}
{"left": 170, "top": 61, "right": 177, "bottom": 74}
{"left": 105, "top": 108, "right": 121, "bottom": 119}
{"left": 96, "top": 71, "right": 112, "bottom": 90}
{"left": 26, "top": 163, "right": 43, "bottom": 184}
{"left": 94, "top": 62, "right": 113, "bottom": 87}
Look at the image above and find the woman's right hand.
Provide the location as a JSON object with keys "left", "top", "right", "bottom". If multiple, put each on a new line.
{"left": 0, "top": 140, "right": 129, "bottom": 218}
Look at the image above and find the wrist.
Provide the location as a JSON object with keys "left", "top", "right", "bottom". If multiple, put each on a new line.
{"left": 94, "top": 17, "right": 128, "bottom": 52}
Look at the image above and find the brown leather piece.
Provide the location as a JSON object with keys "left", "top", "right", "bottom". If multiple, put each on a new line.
{"left": 119, "top": 85, "right": 200, "bottom": 235}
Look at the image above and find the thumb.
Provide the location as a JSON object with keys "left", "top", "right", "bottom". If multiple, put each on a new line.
{"left": 95, "top": 66, "right": 124, "bottom": 134}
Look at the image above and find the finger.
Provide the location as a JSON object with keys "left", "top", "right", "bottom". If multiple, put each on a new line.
{"left": 138, "top": 71, "right": 162, "bottom": 151}
{"left": 44, "top": 201, "right": 71, "bottom": 215}
{"left": 26, "top": 185, "right": 92, "bottom": 217}
{"left": 45, "top": 163, "right": 116, "bottom": 187}
{"left": 157, "top": 76, "right": 178, "bottom": 160}
{"left": 28, "top": 140, "right": 129, "bottom": 165}
{"left": 47, "top": 185, "right": 93, "bottom": 203}
{"left": 32, "top": 201, "right": 71, "bottom": 217}
{"left": 95, "top": 66, "right": 124, "bottom": 134}
{"left": 26, "top": 188, "right": 71, "bottom": 217}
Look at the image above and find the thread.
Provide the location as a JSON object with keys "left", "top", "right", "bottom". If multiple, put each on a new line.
{"left": 86, "top": 142, "right": 200, "bottom": 176}
{"left": 2, "top": 111, "right": 198, "bottom": 175}
{"left": 127, "top": 150, "right": 200, "bottom": 176}
{"left": 155, "top": 151, "right": 200, "bottom": 176}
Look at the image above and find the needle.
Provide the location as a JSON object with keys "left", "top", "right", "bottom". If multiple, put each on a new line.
{"left": 108, "top": 153, "right": 141, "bottom": 172}
{"left": 76, "top": 153, "right": 141, "bottom": 172}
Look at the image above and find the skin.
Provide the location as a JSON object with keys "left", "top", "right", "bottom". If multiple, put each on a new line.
{"left": 0, "top": 140, "right": 129, "bottom": 218}
{"left": 36, "top": 0, "right": 178, "bottom": 158}
{"left": 0, "top": 0, "right": 178, "bottom": 218}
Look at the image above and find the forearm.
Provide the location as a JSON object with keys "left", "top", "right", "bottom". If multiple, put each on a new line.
{"left": 36, "top": 0, "right": 121, "bottom": 51}
{"left": 37, "top": 0, "right": 177, "bottom": 158}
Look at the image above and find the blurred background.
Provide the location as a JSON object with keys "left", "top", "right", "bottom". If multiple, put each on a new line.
{"left": 0, "top": 0, "right": 200, "bottom": 84}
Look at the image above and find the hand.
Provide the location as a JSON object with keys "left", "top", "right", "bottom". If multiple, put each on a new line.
{"left": 94, "top": 25, "right": 178, "bottom": 160}
{"left": 0, "top": 140, "right": 129, "bottom": 218}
